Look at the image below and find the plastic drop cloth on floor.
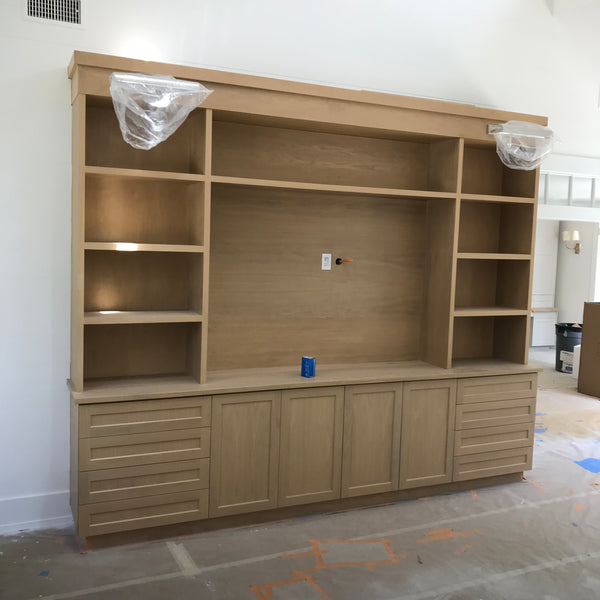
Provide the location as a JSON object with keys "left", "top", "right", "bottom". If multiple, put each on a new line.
{"left": 2, "top": 350, "right": 600, "bottom": 600}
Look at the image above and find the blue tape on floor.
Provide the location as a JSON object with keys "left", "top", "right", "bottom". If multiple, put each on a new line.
{"left": 574, "top": 458, "right": 600, "bottom": 473}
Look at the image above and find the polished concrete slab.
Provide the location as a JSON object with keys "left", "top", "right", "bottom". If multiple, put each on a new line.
{"left": 2, "top": 348, "right": 599, "bottom": 600}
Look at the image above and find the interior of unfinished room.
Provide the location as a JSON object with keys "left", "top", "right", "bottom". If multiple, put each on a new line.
{"left": 2, "top": 1, "right": 600, "bottom": 599}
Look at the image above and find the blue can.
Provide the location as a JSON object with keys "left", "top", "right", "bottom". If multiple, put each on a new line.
{"left": 301, "top": 356, "right": 316, "bottom": 378}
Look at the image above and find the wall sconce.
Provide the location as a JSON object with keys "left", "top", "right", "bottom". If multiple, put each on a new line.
{"left": 562, "top": 230, "right": 581, "bottom": 254}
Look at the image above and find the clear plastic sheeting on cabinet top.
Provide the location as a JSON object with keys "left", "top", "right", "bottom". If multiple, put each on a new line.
{"left": 109, "top": 72, "right": 213, "bottom": 150}
{"left": 489, "top": 120, "right": 555, "bottom": 171}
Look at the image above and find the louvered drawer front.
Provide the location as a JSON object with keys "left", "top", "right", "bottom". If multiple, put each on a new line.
{"left": 78, "top": 490, "right": 209, "bottom": 536}
{"left": 454, "top": 422, "right": 535, "bottom": 456}
{"left": 453, "top": 447, "right": 533, "bottom": 481}
{"left": 457, "top": 374, "right": 537, "bottom": 404}
{"left": 456, "top": 397, "right": 535, "bottom": 430}
{"left": 79, "top": 459, "right": 209, "bottom": 504}
{"left": 79, "top": 428, "right": 210, "bottom": 470}
{"left": 79, "top": 397, "right": 211, "bottom": 437}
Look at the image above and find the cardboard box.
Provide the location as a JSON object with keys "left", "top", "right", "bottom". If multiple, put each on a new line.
{"left": 578, "top": 302, "right": 600, "bottom": 398}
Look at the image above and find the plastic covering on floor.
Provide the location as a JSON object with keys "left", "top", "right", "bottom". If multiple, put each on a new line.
{"left": 2, "top": 365, "right": 599, "bottom": 600}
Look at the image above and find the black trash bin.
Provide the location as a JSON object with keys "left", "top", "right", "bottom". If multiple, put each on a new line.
{"left": 555, "top": 323, "right": 583, "bottom": 373}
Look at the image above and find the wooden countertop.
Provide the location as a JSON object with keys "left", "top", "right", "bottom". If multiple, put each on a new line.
{"left": 70, "top": 359, "right": 541, "bottom": 404}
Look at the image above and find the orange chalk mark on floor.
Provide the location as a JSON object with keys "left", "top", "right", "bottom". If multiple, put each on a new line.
{"left": 251, "top": 575, "right": 331, "bottom": 600}
{"left": 418, "top": 497, "right": 431, "bottom": 501}
{"left": 417, "top": 528, "right": 481, "bottom": 544}
{"left": 455, "top": 541, "right": 475, "bottom": 554}
{"left": 470, "top": 490, "right": 480, "bottom": 501}
{"left": 575, "top": 503, "right": 584, "bottom": 513}
{"left": 529, "top": 479, "right": 547, "bottom": 493}
{"left": 253, "top": 538, "right": 404, "bottom": 599}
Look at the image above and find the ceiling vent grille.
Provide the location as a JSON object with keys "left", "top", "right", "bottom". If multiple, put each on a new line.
{"left": 27, "top": 0, "right": 81, "bottom": 24}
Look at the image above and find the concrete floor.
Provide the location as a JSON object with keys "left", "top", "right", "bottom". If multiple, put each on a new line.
{"left": 2, "top": 348, "right": 600, "bottom": 600}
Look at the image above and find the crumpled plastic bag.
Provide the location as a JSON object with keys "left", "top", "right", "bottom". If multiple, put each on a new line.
{"left": 490, "top": 120, "right": 555, "bottom": 171}
{"left": 109, "top": 72, "right": 212, "bottom": 150}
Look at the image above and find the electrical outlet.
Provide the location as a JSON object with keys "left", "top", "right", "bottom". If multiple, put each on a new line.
{"left": 321, "top": 253, "right": 332, "bottom": 270}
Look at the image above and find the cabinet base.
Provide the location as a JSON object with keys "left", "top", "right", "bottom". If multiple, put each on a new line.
{"left": 83, "top": 472, "right": 523, "bottom": 549}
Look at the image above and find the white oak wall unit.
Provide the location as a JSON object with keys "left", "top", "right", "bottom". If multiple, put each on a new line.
{"left": 68, "top": 52, "right": 543, "bottom": 537}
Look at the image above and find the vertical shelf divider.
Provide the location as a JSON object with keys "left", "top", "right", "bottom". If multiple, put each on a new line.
{"left": 200, "top": 109, "right": 213, "bottom": 384}
{"left": 421, "top": 138, "right": 462, "bottom": 369}
{"left": 71, "top": 94, "right": 86, "bottom": 392}
{"left": 522, "top": 168, "right": 541, "bottom": 364}
{"left": 447, "top": 138, "right": 465, "bottom": 367}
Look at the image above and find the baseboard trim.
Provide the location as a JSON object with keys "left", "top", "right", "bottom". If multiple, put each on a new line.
{"left": 0, "top": 491, "right": 73, "bottom": 535}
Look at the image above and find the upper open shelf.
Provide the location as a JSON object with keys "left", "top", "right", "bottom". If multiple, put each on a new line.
{"left": 85, "top": 171, "right": 206, "bottom": 247}
{"left": 212, "top": 116, "right": 460, "bottom": 193}
{"left": 458, "top": 200, "right": 534, "bottom": 255}
{"left": 462, "top": 145, "right": 537, "bottom": 198}
{"left": 84, "top": 250, "right": 204, "bottom": 313}
{"left": 85, "top": 97, "right": 207, "bottom": 174}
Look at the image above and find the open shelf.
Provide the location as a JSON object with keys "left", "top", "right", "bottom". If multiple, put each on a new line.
{"left": 84, "top": 310, "right": 203, "bottom": 325}
{"left": 454, "top": 307, "right": 528, "bottom": 317}
{"left": 85, "top": 166, "right": 205, "bottom": 182}
{"left": 458, "top": 200, "right": 533, "bottom": 255}
{"left": 462, "top": 145, "right": 537, "bottom": 198}
{"left": 211, "top": 175, "right": 456, "bottom": 200}
{"left": 85, "top": 97, "right": 207, "bottom": 174}
{"left": 84, "top": 242, "right": 205, "bottom": 253}
{"left": 84, "top": 251, "right": 204, "bottom": 313}
{"left": 84, "top": 322, "right": 202, "bottom": 382}
{"left": 460, "top": 193, "right": 534, "bottom": 205}
{"left": 456, "top": 253, "right": 530, "bottom": 260}
{"left": 452, "top": 315, "right": 528, "bottom": 364}
{"left": 85, "top": 172, "right": 206, "bottom": 246}
{"left": 454, "top": 259, "right": 530, "bottom": 312}
{"left": 212, "top": 117, "right": 460, "bottom": 192}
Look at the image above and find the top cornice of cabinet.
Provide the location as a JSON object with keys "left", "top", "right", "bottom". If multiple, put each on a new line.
{"left": 68, "top": 51, "right": 547, "bottom": 143}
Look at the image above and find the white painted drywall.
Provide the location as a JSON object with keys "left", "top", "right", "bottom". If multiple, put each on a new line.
{"left": 531, "top": 220, "right": 559, "bottom": 346}
{"left": 555, "top": 221, "right": 599, "bottom": 323}
{"left": 3, "top": 0, "right": 600, "bottom": 531}
{"left": 532, "top": 220, "right": 560, "bottom": 309}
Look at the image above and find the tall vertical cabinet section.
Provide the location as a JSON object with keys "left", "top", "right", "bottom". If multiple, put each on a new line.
{"left": 69, "top": 52, "right": 543, "bottom": 537}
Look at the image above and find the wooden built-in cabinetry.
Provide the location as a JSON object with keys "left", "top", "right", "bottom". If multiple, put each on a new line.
{"left": 68, "top": 52, "right": 544, "bottom": 538}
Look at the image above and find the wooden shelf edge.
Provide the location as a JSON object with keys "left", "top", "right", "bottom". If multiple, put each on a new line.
{"left": 211, "top": 175, "right": 457, "bottom": 199}
{"left": 85, "top": 165, "right": 205, "bottom": 182}
{"left": 460, "top": 193, "right": 535, "bottom": 204}
{"left": 454, "top": 307, "right": 529, "bottom": 317}
{"left": 84, "top": 242, "right": 205, "bottom": 253}
{"left": 84, "top": 311, "right": 203, "bottom": 325}
{"left": 456, "top": 252, "right": 531, "bottom": 261}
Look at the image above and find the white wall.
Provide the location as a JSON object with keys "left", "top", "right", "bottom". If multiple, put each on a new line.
{"left": 555, "top": 221, "right": 599, "bottom": 322}
{"left": 3, "top": 0, "right": 600, "bottom": 532}
{"left": 532, "top": 220, "right": 559, "bottom": 309}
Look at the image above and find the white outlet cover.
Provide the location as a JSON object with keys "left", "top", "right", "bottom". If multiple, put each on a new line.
{"left": 322, "top": 253, "right": 332, "bottom": 270}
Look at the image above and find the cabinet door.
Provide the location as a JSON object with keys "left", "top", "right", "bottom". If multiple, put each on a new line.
{"left": 279, "top": 387, "right": 344, "bottom": 506}
{"left": 342, "top": 383, "right": 402, "bottom": 497}
{"left": 209, "top": 391, "right": 281, "bottom": 517}
{"left": 399, "top": 380, "right": 456, "bottom": 489}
